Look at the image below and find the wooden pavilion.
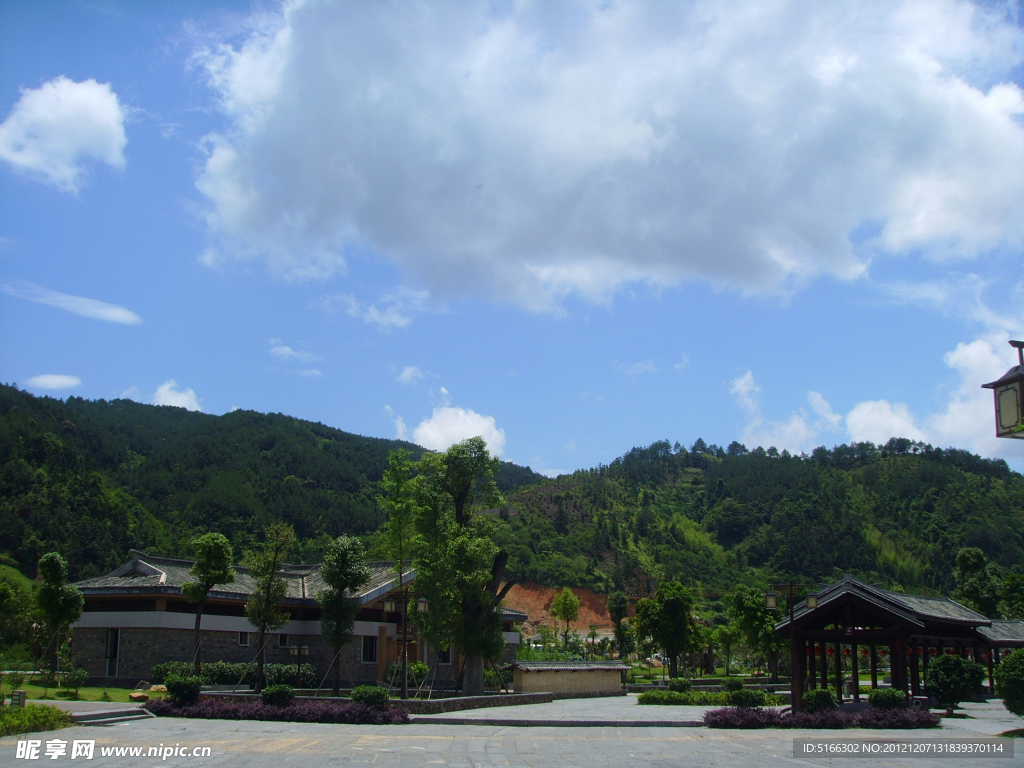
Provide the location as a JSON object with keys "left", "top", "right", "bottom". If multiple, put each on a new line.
{"left": 775, "top": 576, "right": 1024, "bottom": 711}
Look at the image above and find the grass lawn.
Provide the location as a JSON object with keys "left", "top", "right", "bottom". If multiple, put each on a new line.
{"left": 10, "top": 683, "right": 169, "bottom": 703}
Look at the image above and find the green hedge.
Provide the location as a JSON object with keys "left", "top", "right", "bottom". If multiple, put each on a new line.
{"left": 351, "top": 685, "right": 390, "bottom": 708}
{"left": 0, "top": 704, "right": 73, "bottom": 737}
{"left": 151, "top": 661, "right": 317, "bottom": 688}
{"left": 637, "top": 689, "right": 785, "bottom": 706}
{"left": 165, "top": 675, "right": 203, "bottom": 705}
{"left": 261, "top": 684, "right": 295, "bottom": 707}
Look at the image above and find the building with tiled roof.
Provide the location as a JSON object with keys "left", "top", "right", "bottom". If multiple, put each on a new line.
{"left": 72, "top": 550, "right": 521, "bottom": 688}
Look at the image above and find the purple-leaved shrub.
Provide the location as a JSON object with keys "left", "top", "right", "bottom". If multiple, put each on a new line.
{"left": 703, "top": 706, "right": 940, "bottom": 729}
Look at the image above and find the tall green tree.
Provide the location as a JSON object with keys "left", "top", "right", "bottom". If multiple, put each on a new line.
{"left": 1000, "top": 574, "right": 1024, "bottom": 620}
{"left": 551, "top": 587, "right": 581, "bottom": 651}
{"left": 182, "top": 532, "right": 235, "bottom": 676}
{"left": 728, "top": 583, "right": 784, "bottom": 679}
{"left": 378, "top": 449, "right": 419, "bottom": 698}
{"left": 244, "top": 523, "right": 295, "bottom": 693}
{"left": 317, "top": 535, "right": 370, "bottom": 695}
{"left": 413, "top": 438, "right": 512, "bottom": 696}
{"left": 954, "top": 547, "right": 1002, "bottom": 618}
{"left": 632, "top": 581, "right": 699, "bottom": 678}
{"left": 35, "top": 553, "right": 84, "bottom": 674}
{"left": 607, "top": 591, "right": 629, "bottom": 658}
{"left": 713, "top": 621, "right": 743, "bottom": 676}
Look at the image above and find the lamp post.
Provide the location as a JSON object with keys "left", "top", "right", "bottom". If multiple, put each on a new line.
{"left": 982, "top": 340, "right": 1024, "bottom": 439}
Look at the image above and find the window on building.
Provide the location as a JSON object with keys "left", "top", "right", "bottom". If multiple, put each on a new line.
{"left": 104, "top": 628, "right": 119, "bottom": 677}
{"left": 278, "top": 633, "right": 288, "bottom": 648}
{"left": 361, "top": 635, "right": 377, "bottom": 663}
{"left": 437, "top": 647, "right": 451, "bottom": 665}
{"left": 238, "top": 631, "right": 249, "bottom": 647}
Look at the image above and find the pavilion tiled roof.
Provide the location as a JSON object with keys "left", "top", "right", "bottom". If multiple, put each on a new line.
{"left": 978, "top": 620, "right": 1024, "bottom": 646}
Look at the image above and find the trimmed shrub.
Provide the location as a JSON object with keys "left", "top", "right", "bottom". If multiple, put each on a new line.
{"left": 261, "top": 684, "right": 295, "bottom": 707}
{"left": 147, "top": 697, "right": 407, "bottom": 725}
{"left": 868, "top": 687, "right": 906, "bottom": 710}
{"left": 721, "top": 678, "right": 745, "bottom": 692}
{"left": 802, "top": 687, "right": 838, "bottom": 713}
{"left": 667, "top": 678, "right": 692, "bottom": 693}
{"left": 0, "top": 704, "right": 73, "bottom": 737}
{"left": 165, "top": 674, "right": 203, "bottom": 706}
{"left": 62, "top": 668, "right": 89, "bottom": 696}
{"left": 995, "top": 648, "right": 1024, "bottom": 718}
{"left": 730, "top": 689, "right": 767, "bottom": 708}
{"left": 704, "top": 706, "right": 940, "bottom": 730}
{"left": 639, "top": 689, "right": 783, "bottom": 706}
{"left": 351, "top": 685, "right": 390, "bottom": 708}
{"left": 151, "top": 661, "right": 317, "bottom": 688}
{"left": 704, "top": 707, "right": 783, "bottom": 728}
{"left": 7, "top": 671, "right": 26, "bottom": 691}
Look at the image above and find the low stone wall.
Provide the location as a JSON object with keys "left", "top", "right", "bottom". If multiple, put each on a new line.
{"left": 199, "top": 691, "right": 553, "bottom": 714}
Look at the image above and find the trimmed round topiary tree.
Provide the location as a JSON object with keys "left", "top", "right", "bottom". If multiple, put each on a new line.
{"left": 729, "top": 689, "right": 767, "bottom": 708}
{"left": 667, "top": 678, "right": 692, "bottom": 693}
{"left": 164, "top": 674, "right": 203, "bottom": 706}
{"left": 721, "top": 678, "right": 745, "bottom": 693}
{"left": 995, "top": 648, "right": 1024, "bottom": 719}
{"left": 926, "top": 654, "right": 984, "bottom": 715}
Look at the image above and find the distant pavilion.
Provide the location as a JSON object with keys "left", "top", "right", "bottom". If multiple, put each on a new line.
{"left": 775, "top": 576, "right": 1024, "bottom": 711}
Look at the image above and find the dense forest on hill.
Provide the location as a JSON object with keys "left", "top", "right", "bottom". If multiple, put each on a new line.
{"left": 2, "top": 384, "right": 1023, "bottom": 601}
{"left": 497, "top": 439, "right": 1024, "bottom": 596}
{"left": 0, "top": 385, "right": 542, "bottom": 578}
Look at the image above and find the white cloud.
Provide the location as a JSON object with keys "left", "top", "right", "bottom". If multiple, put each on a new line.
{"left": 299, "top": 368, "right": 322, "bottom": 377}
{"left": 844, "top": 335, "right": 1022, "bottom": 460}
{"left": 730, "top": 371, "right": 842, "bottom": 452}
{"left": 317, "top": 289, "right": 428, "bottom": 331}
{"left": 153, "top": 380, "right": 202, "bottom": 411}
{"left": 269, "top": 342, "right": 318, "bottom": 362}
{"left": 412, "top": 406, "right": 506, "bottom": 456}
{"left": 384, "top": 405, "right": 408, "bottom": 441}
{"left": 398, "top": 365, "right": 423, "bottom": 385}
{"left": 0, "top": 76, "right": 127, "bottom": 193}
{"left": 193, "top": 1, "right": 1024, "bottom": 308}
{"left": 26, "top": 374, "right": 81, "bottom": 390}
{"left": 620, "top": 360, "right": 659, "bottom": 378}
{"left": 1, "top": 281, "right": 141, "bottom": 324}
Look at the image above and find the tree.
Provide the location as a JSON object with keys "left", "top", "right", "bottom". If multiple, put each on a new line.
{"left": 182, "top": 532, "right": 235, "bottom": 676}
{"left": 317, "top": 535, "right": 370, "bottom": 695}
{"left": 999, "top": 574, "right": 1024, "bottom": 621}
{"left": 413, "top": 438, "right": 512, "bottom": 696}
{"left": 995, "top": 648, "right": 1024, "bottom": 719}
{"left": 926, "top": 653, "right": 986, "bottom": 715}
{"left": 954, "top": 548, "right": 1001, "bottom": 617}
{"left": 378, "top": 449, "right": 420, "bottom": 698}
{"left": 244, "top": 523, "right": 295, "bottom": 693}
{"left": 637, "top": 581, "right": 700, "bottom": 679}
{"left": 607, "top": 591, "right": 629, "bottom": 658}
{"left": 35, "top": 553, "right": 83, "bottom": 675}
{"left": 713, "top": 621, "right": 743, "bottom": 676}
{"left": 551, "top": 588, "right": 581, "bottom": 651}
{"left": 729, "top": 583, "right": 784, "bottom": 679}
{"left": 587, "top": 625, "right": 600, "bottom": 659}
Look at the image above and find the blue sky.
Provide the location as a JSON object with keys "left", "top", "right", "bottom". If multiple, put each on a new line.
{"left": 1, "top": 0, "right": 1023, "bottom": 475}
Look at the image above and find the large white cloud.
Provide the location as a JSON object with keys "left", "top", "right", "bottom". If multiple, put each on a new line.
{"left": 412, "top": 406, "right": 507, "bottom": 456}
{"left": 153, "top": 380, "right": 202, "bottom": 411}
{"left": 26, "top": 374, "right": 81, "bottom": 390}
{"left": 193, "top": 0, "right": 1024, "bottom": 306}
{"left": 0, "top": 76, "right": 127, "bottom": 193}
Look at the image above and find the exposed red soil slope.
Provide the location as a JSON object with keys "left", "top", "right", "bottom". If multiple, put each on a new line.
{"left": 503, "top": 582, "right": 615, "bottom": 636}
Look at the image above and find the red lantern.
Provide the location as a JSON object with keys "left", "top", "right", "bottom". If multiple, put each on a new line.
{"left": 843, "top": 648, "right": 851, "bottom": 657}
{"left": 906, "top": 647, "right": 913, "bottom": 656}
{"left": 878, "top": 649, "right": 887, "bottom": 659}
{"left": 929, "top": 648, "right": 937, "bottom": 656}
{"left": 982, "top": 651, "right": 991, "bottom": 661}
{"left": 946, "top": 649, "right": 956, "bottom": 655}
{"left": 827, "top": 648, "right": 834, "bottom": 656}
{"left": 860, "top": 648, "right": 868, "bottom": 657}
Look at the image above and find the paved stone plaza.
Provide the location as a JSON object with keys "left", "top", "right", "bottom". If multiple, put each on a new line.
{"left": 3, "top": 697, "right": 1019, "bottom": 768}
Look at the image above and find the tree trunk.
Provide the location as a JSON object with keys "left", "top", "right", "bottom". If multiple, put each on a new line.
{"left": 332, "top": 653, "right": 340, "bottom": 696}
{"left": 669, "top": 654, "right": 678, "bottom": 679}
{"left": 192, "top": 601, "right": 205, "bottom": 677}
{"left": 255, "top": 627, "right": 266, "bottom": 693}
{"left": 462, "top": 654, "right": 484, "bottom": 696}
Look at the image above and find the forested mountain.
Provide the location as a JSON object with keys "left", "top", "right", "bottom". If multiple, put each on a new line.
{"left": 497, "top": 439, "right": 1024, "bottom": 596}
{"left": 2, "top": 384, "right": 1022, "bottom": 600}
{"left": 0, "top": 384, "right": 542, "bottom": 579}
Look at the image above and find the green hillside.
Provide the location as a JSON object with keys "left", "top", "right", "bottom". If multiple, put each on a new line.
{"left": 0, "top": 384, "right": 543, "bottom": 579}
{"left": 2, "top": 384, "right": 1022, "bottom": 601}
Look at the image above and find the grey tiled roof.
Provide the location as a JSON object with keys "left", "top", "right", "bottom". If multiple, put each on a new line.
{"left": 978, "top": 620, "right": 1024, "bottom": 646}
{"left": 75, "top": 550, "right": 411, "bottom": 604}
{"left": 880, "top": 590, "right": 989, "bottom": 624}
{"left": 500, "top": 607, "right": 528, "bottom": 621}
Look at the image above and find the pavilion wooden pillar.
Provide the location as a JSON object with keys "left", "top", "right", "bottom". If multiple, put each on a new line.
{"left": 986, "top": 648, "right": 996, "bottom": 694}
{"left": 889, "top": 638, "right": 904, "bottom": 694}
{"left": 851, "top": 644, "right": 859, "bottom": 702}
{"left": 820, "top": 642, "right": 828, "bottom": 689}
{"left": 909, "top": 645, "right": 920, "bottom": 696}
{"left": 791, "top": 632, "right": 805, "bottom": 712}
{"left": 834, "top": 642, "right": 842, "bottom": 697}
{"left": 808, "top": 642, "right": 816, "bottom": 689}
{"left": 869, "top": 644, "right": 878, "bottom": 689}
